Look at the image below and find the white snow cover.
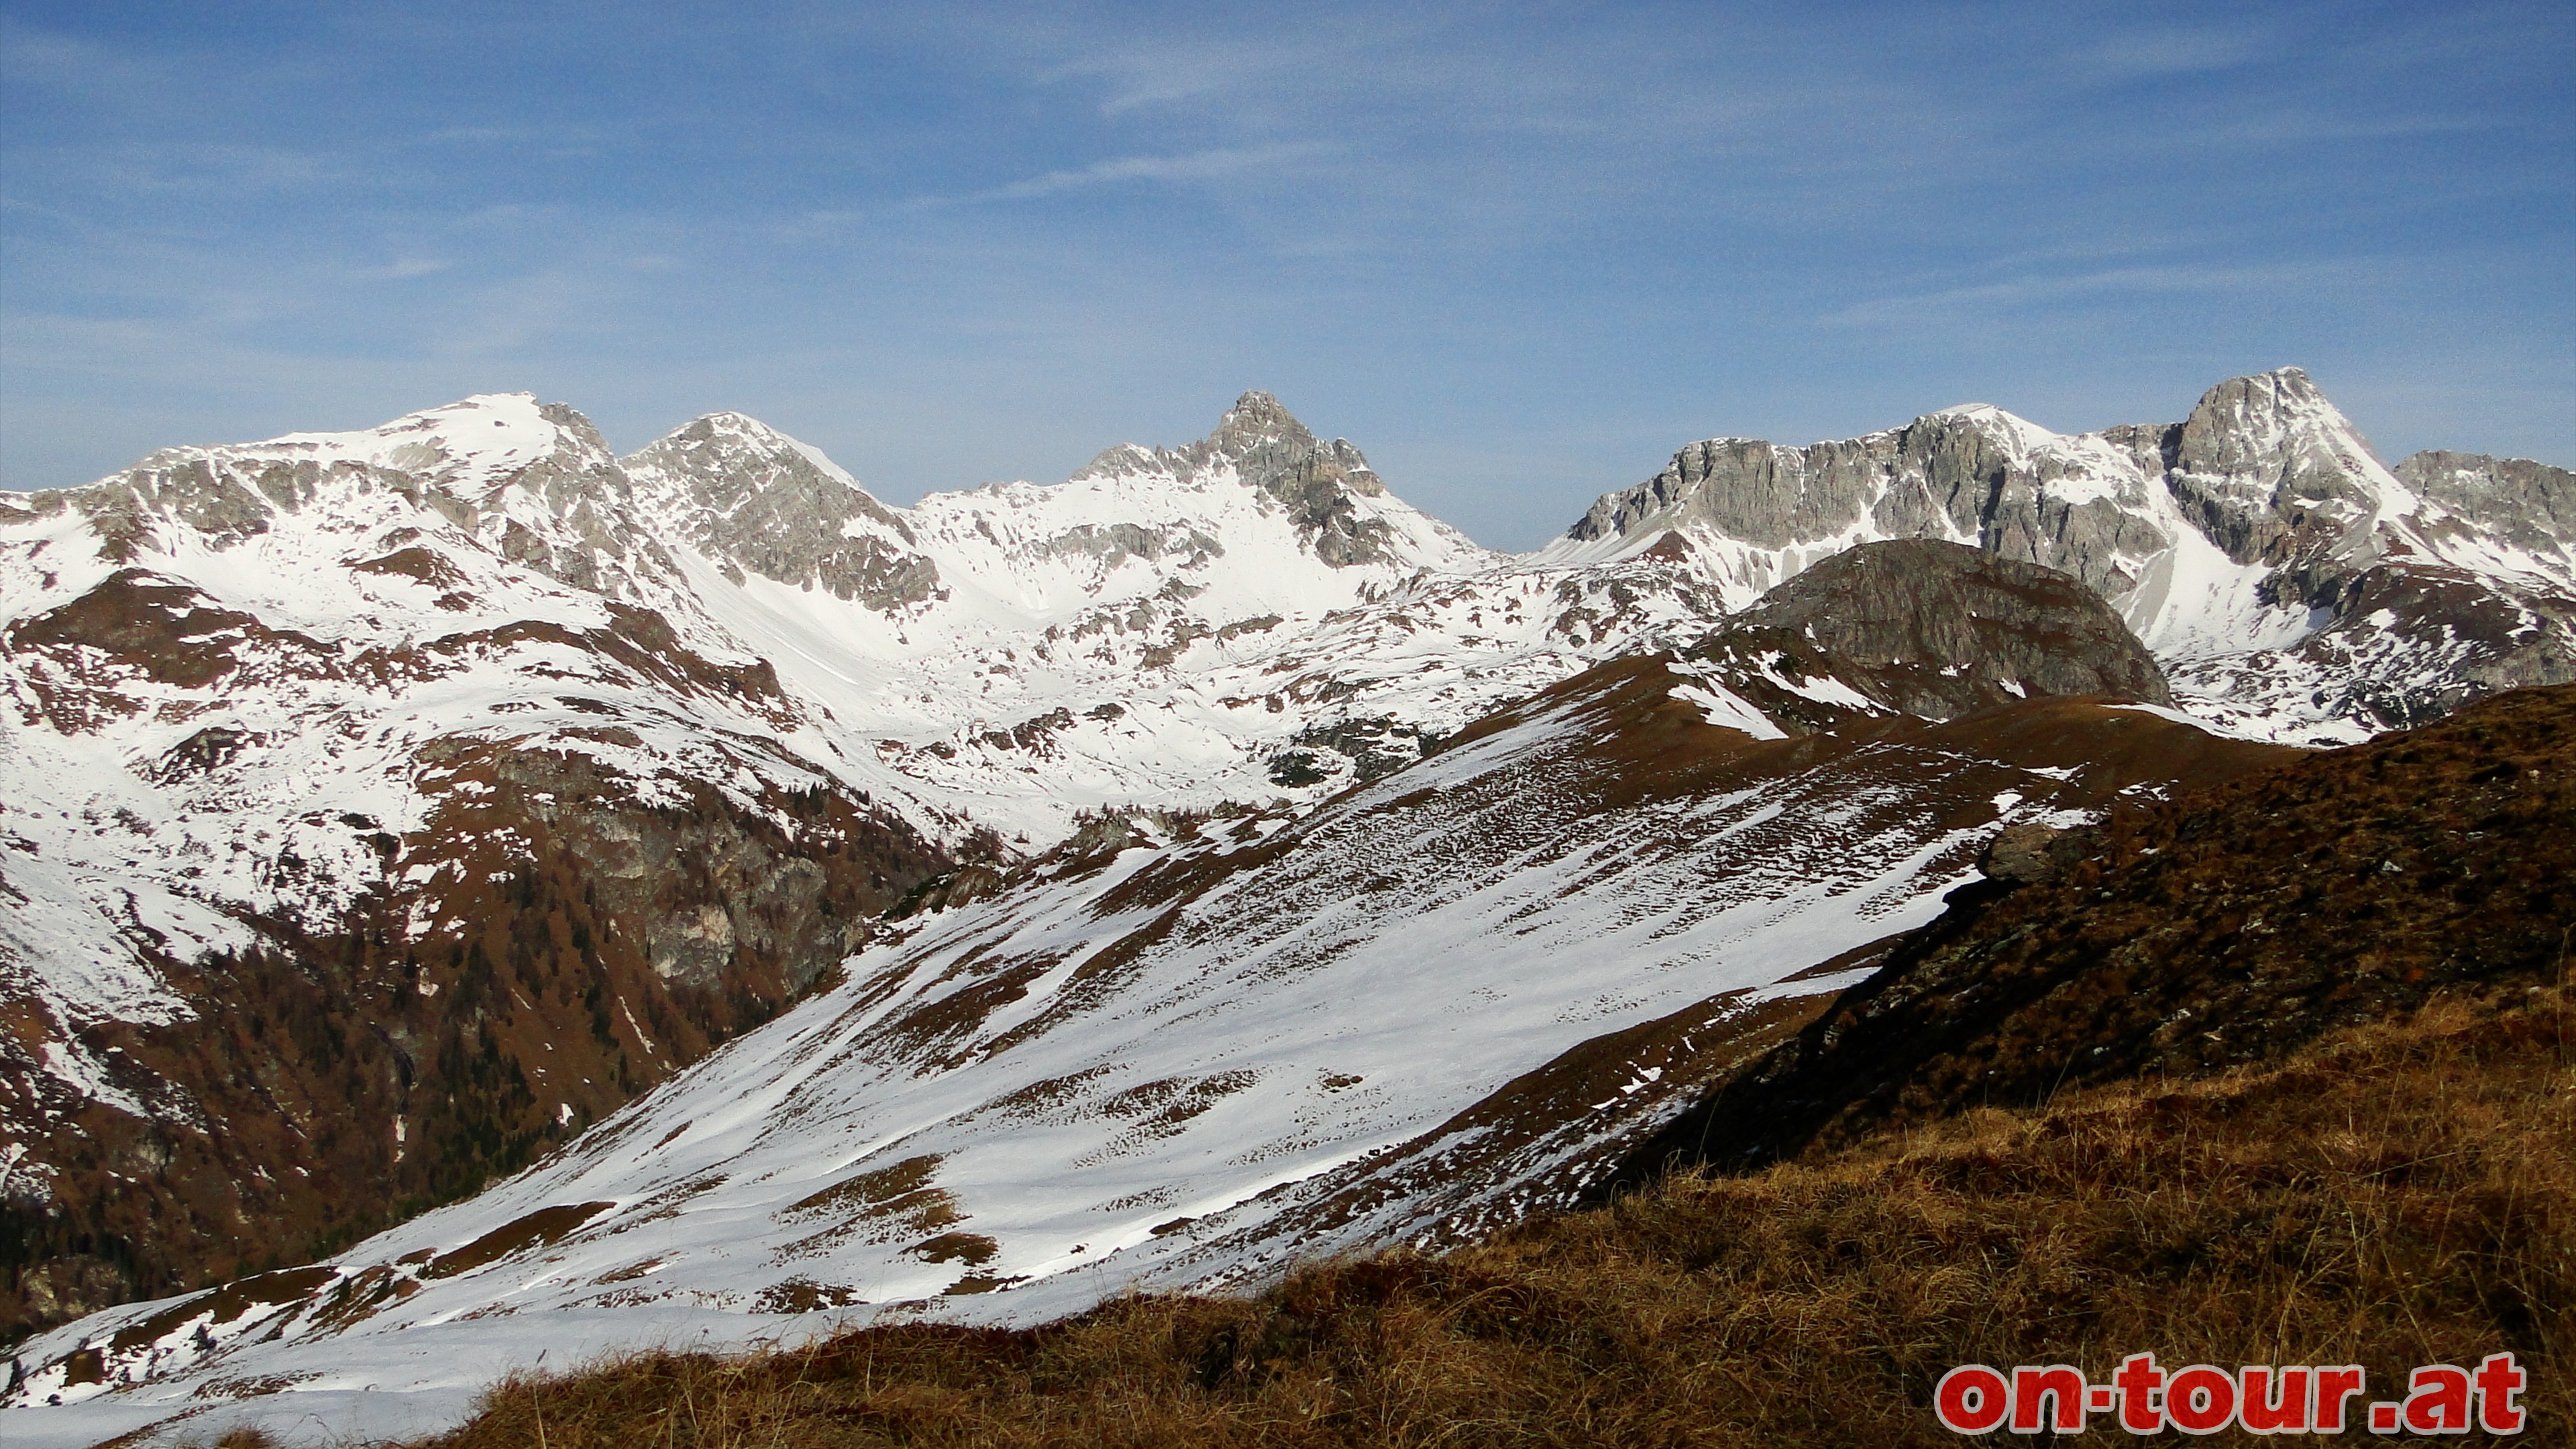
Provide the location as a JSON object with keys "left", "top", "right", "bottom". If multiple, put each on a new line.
{"left": 2, "top": 370, "right": 2566, "bottom": 1442}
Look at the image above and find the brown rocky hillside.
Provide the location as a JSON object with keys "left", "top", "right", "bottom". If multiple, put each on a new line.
{"left": 0, "top": 761, "right": 950, "bottom": 1346}
{"left": 1625, "top": 680, "right": 2576, "bottom": 1179}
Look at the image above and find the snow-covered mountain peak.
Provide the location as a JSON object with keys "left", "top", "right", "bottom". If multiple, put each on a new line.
{"left": 1, "top": 391, "right": 687, "bottom": 616}
{"left": 627, "top": 410, "right": 879, "bottom": 501}
{"left": 248, "top": 391, "right": 611, "bottom": 498}
{"left": 2175, "top": 366, "right": 2384, "bottom": 476}
{"left": 1915, "top": 400, "right": 2079, "bottom": 460}
{"left": 1050, "top": 391, "right": 1486, "bottom": 572}
{"left": 1071, "top": 390, "right": 1325, "bottom": 487}
{"left": 1198, "top": 387, "right": 1315, "bottom": 462}
{"left": 1535, "top": 368, "right": 2576, "bottom": 741}
{"left": 1547, "top": 398, "right": 2131, "bottom": 582}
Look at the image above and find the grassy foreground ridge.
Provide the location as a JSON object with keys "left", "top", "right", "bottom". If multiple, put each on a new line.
{"left": 400, "top": 987, "right": 2571, "bottom": 1447}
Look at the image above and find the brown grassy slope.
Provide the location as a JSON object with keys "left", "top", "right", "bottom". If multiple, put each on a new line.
{"left": 399, "top": 688, "right": 2576, "bottom": 1449}
{"left": 408, "top": 983, "right": 2574, "bottom": 1449}
{"left": 1628, "top": 680, "right": 2576, "bottom": 1178}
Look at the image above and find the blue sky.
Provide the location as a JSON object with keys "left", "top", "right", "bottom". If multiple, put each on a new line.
{"left": 3, "top": 2, "right": 2568, "bottom": 548}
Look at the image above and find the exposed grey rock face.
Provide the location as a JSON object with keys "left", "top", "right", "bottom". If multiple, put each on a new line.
{"left": 2158, "top": 439, "right": 2576, "bottom": 733}
{"left": 1567, "top": 404, "right": 2169, "bottom": 604}
{"left": 1266, "top": 714, "right": 1446, "bottom": 789}
{"left": 2397, "top": 450, "right": 2576, "bottom": 567}
{"left": 2165, "top": 366, "right": 2392, "bottom": 569}
{"left": 1035, "top": 520, "right": 1224, "bottom": 570}
{"left": 1683, "top": 539, "right": 2173, "bottom": 733}
{"left": 621, "top": 413, "right": 943, "bottom": 610}
{"left": 2181, "top": 561, "right": 2576, "bottom": 731}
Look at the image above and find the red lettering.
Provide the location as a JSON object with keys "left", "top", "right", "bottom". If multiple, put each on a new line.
{"left": 2167, "top": 1364, "right": 2238, "bottom": 1434}
{"left": 2010, "top": 1364, "right": 2087, "bottom": 1434}
{"left": 2475, "top": 1352, "right": 2527, "bottom": 1434}
{"left": 2114, "top": 1352, "right": 2166, "bottom": 1434}
{"left": 2240, "top": 1366, "right": 2310, "bottom": 1434}
{"left": 2312, "top": 1365, "right": 2367, "bottom": 1432}
{"left": 1936, "top": 1364, "right": 2009, "bottom": 1434}
{"left": 2404, "top": 1364, "right": 2473, "bottom": 1434}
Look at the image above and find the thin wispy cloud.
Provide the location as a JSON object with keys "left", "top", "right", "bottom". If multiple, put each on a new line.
{"left": 355, "top": 258, "right": 452, "bottom": 281}
{"left": 1037, "top": 40, "right": 1269, "bottom": 115}
{"left": 1820, "top": 262, "right": 2368, "bottom": 329}
{"left": 904, "top": 143, "right": 1336, "bottom": 209}
{"left": 2073, "top": 26, "right": 2269, "bottom": 79}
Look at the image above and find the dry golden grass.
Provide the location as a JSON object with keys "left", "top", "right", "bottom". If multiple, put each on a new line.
{"left": 411, "top": 983, "right": 2573, "bottom": 1448}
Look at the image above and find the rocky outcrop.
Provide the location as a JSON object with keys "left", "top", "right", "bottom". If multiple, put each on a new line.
{"left": 2163, "top": 366, "right": 2394, "bottom": 568}
{"left": 1977, "top": 820, "right": 2098, "bottom": 885}
{"left": 1566, "top": 402, "right": 2171, "bottom": 604}
{"left": 1680, "top": 540, "right": 2171, "bottom": 733}
{"left": 1266, "top": 715, "right": 1446, "bottom": 789}
{"left": 621, "top": 413, "right": 943, "bottom": 610}
{"left": 2396, "top": 449, "right": 2576, "bottom": 567}
{"left": 1073, "top": 392, "right": 1424, "bottom": 567}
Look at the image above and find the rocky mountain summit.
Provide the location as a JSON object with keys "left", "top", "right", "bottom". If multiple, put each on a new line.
{"left": 623, "top": 412, "right": 940, "bottom": 609}
{"left": 1068, "top": 390, "right": 1466, "bottom": 570}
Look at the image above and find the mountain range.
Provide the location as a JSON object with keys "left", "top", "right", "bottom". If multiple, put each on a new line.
{"left": 0, "top": 367, "right": 2569, "bottom": 1444}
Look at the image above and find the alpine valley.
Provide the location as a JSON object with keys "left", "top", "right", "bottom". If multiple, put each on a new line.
{"left": 1, "top": 368, "right": 2569, "bottom": 1444}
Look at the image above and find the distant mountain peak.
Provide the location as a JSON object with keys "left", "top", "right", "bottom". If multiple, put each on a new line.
{"left": 1071, "top": 388, "right": 1326, "bottom": 484}
{"left": 1205, "top": 388, "right": 1315, "bottom": 456}
{"left": 1047, "top": 391, "right": 1458, "bottom": 568}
